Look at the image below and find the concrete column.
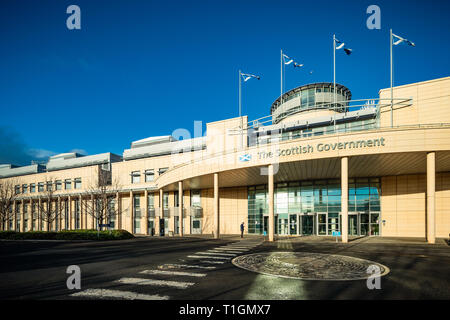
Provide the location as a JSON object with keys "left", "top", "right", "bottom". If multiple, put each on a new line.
{"left": 12, "top": 201, "right": 16, "bottom": 231}
{"left": 21, "top": 200, "right": 25, "bottom": 232}
{"left": 38, "top": 197, "right": 42, "bottom": 231}
{"left": 115, "top": 192, "right": 120, "bottom": 230}
{"left": 185, "top": 191, "right": 191, "bottom": 235}
{"left": 268, "top": 164, "right": 275, "bottom": 242}
{"left": 57, "top": 197, "right": 61, "bottom": 231}
{"left": 68, "top": 196, "right": 72, "bottom": 230}
{"left": 91, "top": 194, "right": 95, "bottom": 230}
{"left": 178, "top": 181, "right": 183, "bottom": 237}
{"left": 427, "top": 152, "right": 436, "bottom": 244}
{"left": 129, "top": 191, "right": 134, "bottom": 234}
{"left": 78, "top": 195, "right": 82, "bottom": 230}
{"left": 341, "top": 157, "right": 349, "bottom": 243}
{"left": 213, "top": 173, "right": 220, "bottom": 239}
{"left": 155, "top": 189, "right": 162, "bottom": 236}
{"left": 144, "top": 190, "right": 149, "bottom": 235}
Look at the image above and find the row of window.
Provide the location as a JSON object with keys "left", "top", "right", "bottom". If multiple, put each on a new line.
{"left": 130, "top": 167, "right": 169, "bottom": 184}
{"left": 280, "top": 87, "right": 351, "bottom": 106}
{"left": 252, "top": 119, "right": 377, "bottom": 146}
{"left": 15, "top": 178, "right": 82, "bottom": 194}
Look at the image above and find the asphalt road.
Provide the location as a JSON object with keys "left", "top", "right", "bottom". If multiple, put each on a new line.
{"left": 0, "top": 235, "right": 449, "bottom": 300}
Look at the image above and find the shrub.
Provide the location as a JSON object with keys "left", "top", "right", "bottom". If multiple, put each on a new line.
{"left": 0, "top": 229, "right": 134, "bottom": 241}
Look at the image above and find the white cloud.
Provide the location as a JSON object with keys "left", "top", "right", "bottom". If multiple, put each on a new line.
{"left": 27, "top": 148, "right": 57, "bottom": 159}
{"left": 69, "top": 149, "right": 88, "bottom": 155}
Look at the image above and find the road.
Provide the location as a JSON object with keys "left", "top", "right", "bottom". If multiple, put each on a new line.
{"left": 0, "top": 235, "right": 449, "bottom": 300}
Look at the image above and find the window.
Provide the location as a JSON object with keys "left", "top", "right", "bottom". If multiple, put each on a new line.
{"left": 46, "top": 181, "right": 52, "bottom": 191}
{"left": 30, "top": 184, "right": 36, "bottom": 193}
{"left": 74, "top": 178, "right": 82, "bottom": 189}
{"left": 191, "top": 190, "right": 201, "bottom": 207}
{"left": 131, "top": 171, "right": 140, "bottom": 184}
{"left": 65, "top": 179, "right": 72, "bottom": 190}
{"left": 145, "top": 169, "right": 155, "bottom": 182}
{"left": 55, "top": 180, "right": 62, "bottom": 190}
{"left": 158, "top": 167, "right": 168, "bottom": 175}
{"left": 38, "top": 182, "right": 44, "bottom": 192}
{"left": 22, "top": 184, "right": 28, "bottom": 194}
{"left": 15, "top": 185, "right": 20, "bottom": 194}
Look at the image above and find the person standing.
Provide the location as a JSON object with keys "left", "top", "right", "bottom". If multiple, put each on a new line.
{"left": 240, "top": 222, "right": 244, "bottom": 238}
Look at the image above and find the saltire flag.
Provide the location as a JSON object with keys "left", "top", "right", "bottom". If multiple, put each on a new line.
{"left": 335, "top": 38, "right": 352, "bottom": 55}
{"left": 241, "top": 72, "right": 260, "bottom": 82}
{"left": 392, "top": 33, "right": 415, "bottom": 47}
{"left": 283, "top": 53, "right": 303, "bottom": 68}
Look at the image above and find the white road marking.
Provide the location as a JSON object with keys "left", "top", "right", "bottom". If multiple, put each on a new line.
{"left": 197, "top": 251, "right": 237, "bottom": 256}
{"left": 200, "top": 260, "right": 225, "bottom": 264}
{"left": 207, "top": 250, "right": 243, "bottom": 254}
{"left": 116, "top": 277, "right": 194, "bottom": 289}
{"left": 213, "top": 248, "right": 245, "bottom": 252}
{"left": 187, "top": 255, "right": 230, "bottom": 260}
{"left": 70, "top": 288, "right": 169, "bottom": 300}
{"left": 140, "top": 269, "right": 206, "bottom": 277}
{"left": 162, "top": 263, "right": 216, "bottom": 270}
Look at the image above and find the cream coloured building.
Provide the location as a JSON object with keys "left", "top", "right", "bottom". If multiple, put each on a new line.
{"left": 1, "top": 76, "right": 449, "bottom": 243}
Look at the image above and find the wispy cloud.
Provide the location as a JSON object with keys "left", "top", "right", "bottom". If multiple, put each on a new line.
{"left": 0, "top": 127, "right": 56, "bottom": 166}
{"left": 27, "top": 148, "right": 57, "bottom": 159}
{"left": 69, "top": 148, "right": 88, "bottom": 155}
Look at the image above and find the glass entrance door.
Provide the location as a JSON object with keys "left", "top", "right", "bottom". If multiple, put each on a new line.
{"left": 263, "top": 216, "right": 268, "bottom": 235}
{"left": 348, "top": 215, "right": 358, "bottom": 235}
{"left": 191, "top": 218, "right": 201, "bottom": 234}
{"left": 174, "top": 216, "right": 179, "bottom": 235}
{"left": 301, "top": 215, "right": 314, "bottom": 235}
{"left": 289, "top": 214, "right": 297, "bottom": 235}
{"left": 278, "top": 216, "right": 289, "bottom": 235}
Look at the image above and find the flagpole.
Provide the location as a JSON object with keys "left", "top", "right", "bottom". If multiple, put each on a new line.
{"left": 390, "top": 28, "right": 393, "bottom": 128}
{"left": 333, "top": 34, "right": 336, "bottom": 133}
{"left": 280, "top": 49, "right": 283, "bottom": 108}
{"left": 239, "top": 69, "right": 243, "bottom": 150}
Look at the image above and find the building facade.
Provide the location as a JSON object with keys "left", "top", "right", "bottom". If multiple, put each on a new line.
{"left": 1, "top": 76, "right": 449, "bottom": 243}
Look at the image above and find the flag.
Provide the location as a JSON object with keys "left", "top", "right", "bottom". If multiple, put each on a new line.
{"left": 241, "top": 72, "right": 260, "bottom": 82}
{"left": 392, "top": 33, "right": 415, "bottom": 47}
{"left": 283, "top": 53, "right": 303, "bottom": 67}
{"left": 283, "top": 54, "right": 294, "bottom": 65}
{"left": 335, "top": 38, "right": 352, "bottom": 55}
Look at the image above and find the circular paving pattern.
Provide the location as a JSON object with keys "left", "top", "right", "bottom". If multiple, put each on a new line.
{"left": 231, "top": 252, "right": 390, "bottom": 281}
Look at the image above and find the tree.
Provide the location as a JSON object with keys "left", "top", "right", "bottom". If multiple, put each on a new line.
{"left": 84, "top": 168, "right": 122, "bottom": 231}
{"left": 38, "top": 180, "right": 64, "bottom": 231}
{"left": 0, "top": 178, "right": 20, "bottom": 231}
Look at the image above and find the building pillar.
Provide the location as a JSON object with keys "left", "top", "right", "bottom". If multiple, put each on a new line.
{"left": 57, "top": 197, "right": 61, "bottom": 231}
{"left": 427, "top": 152, "right": 436, "bottom": 244}
{"left": 38, "top": 197, "right": 42, "bottom": 231}
{"left": 21, "top": 200, "right": 25, "bottom": 232}
{"left": 68, "top": 196, "right": 72, "bottom": 230}
{"left": 12, "top": 201, "right": 16, "bottom": 231}
{"left": 213, "top": 173, "right": 220, "bottom": 239}
{"left": 268, "top": 164, "right": 275, "bottom": 242}
{"left": 178, "top": 181, "right": 183, "bottom": 237}
{"left": 144, "top": 190, "right": 149, "bottom": 235}
{"left": 129, "top": 191, "right": 134, "bottom": 234}
{"left": 341, "top": 157, "right": 349, "bottom": 243}
{"left": 115, "top": 192, "right": 120, "bottom": 230}
{"left": 155, "top": 189, "right": 162, "bottom": 236}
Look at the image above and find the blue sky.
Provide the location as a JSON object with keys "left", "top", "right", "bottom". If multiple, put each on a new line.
{"left": 0, "top": 0, "right": 449, "bottom": 165}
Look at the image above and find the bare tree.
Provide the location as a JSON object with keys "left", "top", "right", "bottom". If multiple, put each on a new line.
{"left": 38, "top": 180, "right": 64, "bottom": 231}
{"left": 0, "top": 178, "right": 20, "bottom": 231}
{"left": 84, "top": 168, "right": 122, "bottom": 231}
